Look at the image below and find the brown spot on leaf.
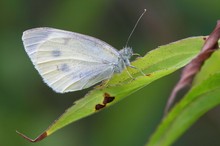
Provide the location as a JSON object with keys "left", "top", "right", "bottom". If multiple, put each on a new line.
{"left": 16, "top": 131, "right": 47, "bottom": 142}
{"left": 103, "top": 93, "right": 115, "bottom": 104}
{"left": 146, "top": 73, "right": 152, "bottom": 77}
{"left": 103, "top": 96, "right": 115, "bottom": 105}
{"left": 104, "top": 93, "right": 111, "bottom": 98}
{"left": 95, "top": 104, "right": 105, "bottom": 110}
{"left": 164, "top": 20, "right": 220, "bottom": 114}
{"left": 95, "top": 93, "right": 115, "bottom": 110}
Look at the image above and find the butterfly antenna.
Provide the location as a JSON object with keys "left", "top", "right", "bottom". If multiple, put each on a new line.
{"left": 125, "top": 9, "right": 147, "bottom": 47}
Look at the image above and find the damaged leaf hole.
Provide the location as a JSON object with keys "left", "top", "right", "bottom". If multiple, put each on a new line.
{"left": 95, "top": 104, "right": 106, "bottom": 110}
{"left": 95, "top": 93, "right": 115, "bottom": 111}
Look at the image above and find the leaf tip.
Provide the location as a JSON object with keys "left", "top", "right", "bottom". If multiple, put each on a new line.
{"left": 16, "top": 130, "right": 47, "bottom": 142}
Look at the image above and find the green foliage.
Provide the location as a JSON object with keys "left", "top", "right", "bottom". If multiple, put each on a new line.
{"left": 146, "top": 50, "right": 220, "bottom": 146}
{"left": 1, "top": 0, "right": 220, "bottom": 145}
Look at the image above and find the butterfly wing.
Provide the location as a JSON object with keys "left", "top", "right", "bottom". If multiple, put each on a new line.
{"left": 22, "top": 27, "right": 120, "bottom": 93}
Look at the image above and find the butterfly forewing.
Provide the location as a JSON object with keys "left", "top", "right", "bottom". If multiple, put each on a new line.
{"left": 22, "top": 27, "right": 120, "bottom": 93}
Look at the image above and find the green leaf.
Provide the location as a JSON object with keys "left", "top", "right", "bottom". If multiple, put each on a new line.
{"left": 45, "top": 37, "right": 204, "bottom": 137}
{"left": 18, "top": 37, "right": 205, "bottom": 141}
{"left": 146, "top": 50, "right": 220, "bottom": 146}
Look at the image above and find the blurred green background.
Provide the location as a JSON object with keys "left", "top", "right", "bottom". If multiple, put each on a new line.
{"left": 0, "top": 0, "right": 220, "bottom": 146}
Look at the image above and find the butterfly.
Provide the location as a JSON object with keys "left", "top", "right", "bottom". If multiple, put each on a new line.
{"left": 22, "top": 27, "right": 136, "bottom": 93}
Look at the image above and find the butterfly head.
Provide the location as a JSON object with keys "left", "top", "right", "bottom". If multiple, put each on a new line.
{"left": 119, "top": 47, "right": 133, "bottom": 66}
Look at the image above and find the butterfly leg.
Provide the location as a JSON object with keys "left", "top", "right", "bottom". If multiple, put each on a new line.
{"left": 99, "top": 79, "right": 110, "bottom": 87}
{"left": 124, "top": 66, "right": 135, "bottom": 79}
{"left": 128, "top": 65, "right": 145, "bottom": 76}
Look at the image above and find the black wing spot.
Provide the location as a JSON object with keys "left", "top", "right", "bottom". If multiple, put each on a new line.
{"left": 59, "top": 64, "right": 70, "bottom": 72}
{"left": 52, "top": 50, "right": 61, "bottom": 57}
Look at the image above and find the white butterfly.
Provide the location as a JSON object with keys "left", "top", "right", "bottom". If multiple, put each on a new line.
{"left": 22, "top": 27, "right": 135, "bottom": 93}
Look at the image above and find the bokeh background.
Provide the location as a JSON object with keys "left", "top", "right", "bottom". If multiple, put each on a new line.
{"left": 1, "top": 0, "right": 220, "bottom": 146}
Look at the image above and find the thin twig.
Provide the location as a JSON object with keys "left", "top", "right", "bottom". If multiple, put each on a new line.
{"left": 164, "top": 20, "right": 220, "bottom": 114}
